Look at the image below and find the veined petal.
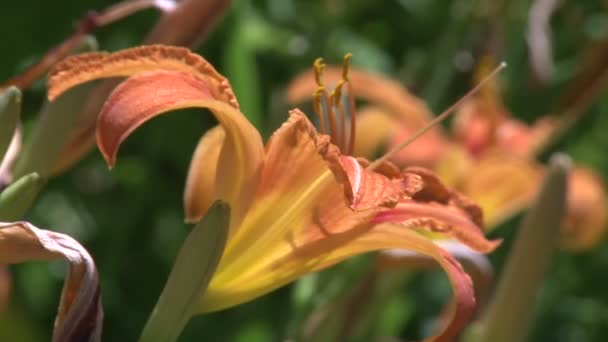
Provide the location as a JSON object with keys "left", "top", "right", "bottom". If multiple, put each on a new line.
{"left": 47, "top": 46, "right": 265, "bottom": 224}
{"left": 199, "top": 111, "right": 413, "bottom": 311}
{"left": 286, "top": 66, "right": 434, "bottom": 128}
{"left": 48, "top": 45, "right": 239, "bottom": 109}
{"left": 96, "top": 70, "right": 263, "bottom": 226}
{"left": 0, "top": 221, "right": 102, "bottom": 341}
{"left": 199, "top": 111, "right": 370, "bottom": 310}
{"left": 372, "top": 200, "right": 499, "bottom": 254}
{"left": 184, "top": 126, "right": 225, "bottom": 222}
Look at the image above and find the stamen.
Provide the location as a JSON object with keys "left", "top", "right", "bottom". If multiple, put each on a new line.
{"left": 367, "top": 61, "right": 508, "bottom": 170}
{"left": 313, "top": 58, "right": 326, "bottom": 86}
{"left": 312, "top": 88, "right": 328, "bottom": 134}
{"left": 329, "top": 53, "right": 355, "bottom": 153}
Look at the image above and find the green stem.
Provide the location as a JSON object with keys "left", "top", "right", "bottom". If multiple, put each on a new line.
{"left": 466, "top": 153, "right": 570, "bottom": 342}
{"left": 138, "top": 201, "right": 230, "bottom": 342}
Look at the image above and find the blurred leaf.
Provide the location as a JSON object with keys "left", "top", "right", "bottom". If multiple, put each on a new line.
{"left": 139, "top": 201, "right": 230, "bottom": 342}
{"left": 0, "top": 87, "right": 21, "bottom": 163}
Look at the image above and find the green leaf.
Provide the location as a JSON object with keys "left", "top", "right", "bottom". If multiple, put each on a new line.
{"left": 466, "top": 153, "right": 571, "bottom": 342}
{"left": 139, "top": 201, "right": 230, "bottom": 342}
{"left": 0, "top": 173, "right": 45, "bottom": 221}
{"left": 0, "top": 86, "right": 21, "bottom": 163}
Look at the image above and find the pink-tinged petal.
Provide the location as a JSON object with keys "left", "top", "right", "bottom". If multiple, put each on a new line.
{"left": 281, "top": 223, "right": 478, "bottom": 342}
{"left": 387, "top": 123, "right": 449, "bottom": 168}
{"left": 0, "top": 221, "right": 102, "bottom": 342}
{"left": 184, "top": 126, "right": 225, "bottom": 222}
{"left": 379, "top": 239, "right": 494, "bottom": 313}
{"left": 286, "top": 66, "right": 434, "bottom": 128}
{"left": 372, "top": 200, "right": 500, "bottom": 254}
{"left": 330, "top": 155, "right": 423, "bottom": 210}
{"left": 561, "top": 167, "right": 608, "bottom": 250}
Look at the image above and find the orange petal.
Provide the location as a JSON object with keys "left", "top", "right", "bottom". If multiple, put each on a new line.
{"left": 184, "top": 125, "right": 225, "bottom": 222}
{"left": 379, "top": 239, "right": 494, "bottom": 313}
{"left": 278, "top": 223, "right": 478, "bottom": 342}
{"left": 561, "top": 167, "right": 608, "bottom": 250}
{"left": 96, "top": 70, "right": 263, "bottom": 225}
{"left": 48, "top": 45, "right": 239, "bottom": 109}
{"left": 286, "top": 66, "right": 434, "bottom": 128}
{"left": 372, "top": 200, "right": 499, "bottom": 254}
{"left": 387, "top": 124, "right": 449, "bottom": 168}
{"left": 0, "top": 221, "right": 102, "bottom": 341}
{"left": 352, "top": 106, "right": 395, "bottom": 158}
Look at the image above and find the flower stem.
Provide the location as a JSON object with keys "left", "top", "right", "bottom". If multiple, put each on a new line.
{"left": 138, "top": 201, "right": 230, "bottom": 342}
{"left": 466, "top": 153, "right": 570, "bottom": 342}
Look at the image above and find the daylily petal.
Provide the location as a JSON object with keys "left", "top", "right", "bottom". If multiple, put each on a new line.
{"left": 200, "top": 111, "right": 368, "bottom": 310}
{"left": 561, "top": 167, "right": 608, "bottom": 250}
{"left": 434, "top": 145, "right": 474, "bottom": 189}
{"left": 196, "top": 111, "right": 481, "bottom": 341}
{"left": 184, "top": 125, "right": 225, "bottom": 222}
{"left": 460, "top": 152, "right": 543, "bottom": 228}
{"left": 279, "top": 223, "right": 477, "bottom": 342}
{"left": 387, "top": 123, "right": 449, "bottom": 168}
{"left": 286, "top": 66, "right": 434, "bottom": 128}
{"left": 48, "top": 45, "right": 239, "bottom": 109}
{"left": 352, "top": 106, "right": 395, "bottom": 158}
{"left": 47, "top": 46, "right": 265, "bottom": 225}
{"left": 378, "top": 239, "right": 494, "bottom": 311}
{"left": 0, "top": 221, "right": 102, "bottom": 341}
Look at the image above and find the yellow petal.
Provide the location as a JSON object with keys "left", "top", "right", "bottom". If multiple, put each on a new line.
{"left": 461, "top": 152, "right": 543, "bottom": 228}
{"left": 198, "top": 112, "right": 479, "bottom": 341}
{"left": 352, "top": 106, "right": 395, "bottom": 158}
{"left": 184, "top": 125, "right": 225, "bottom": 222}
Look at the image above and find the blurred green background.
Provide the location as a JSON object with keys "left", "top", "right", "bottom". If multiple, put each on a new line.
{"left": 1, "top": 0, "right": 608, "bottom": 341}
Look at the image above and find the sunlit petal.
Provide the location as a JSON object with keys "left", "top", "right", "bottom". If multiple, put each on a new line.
{"left": 184, "top": 126, "right": 225, "bottom": 222}
{"left": 47, "top": 46, "right": 265, "bottom": 225}
{"left": 460, "top": 152, "right": 542, "bottom": 228}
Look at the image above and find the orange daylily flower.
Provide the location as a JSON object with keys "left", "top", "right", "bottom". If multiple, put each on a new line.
{"left": 287, "top": 61, "right": 607, "bottom": 251}
{"left": 48, "top": 45, "right": 499, "bottom": 341}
